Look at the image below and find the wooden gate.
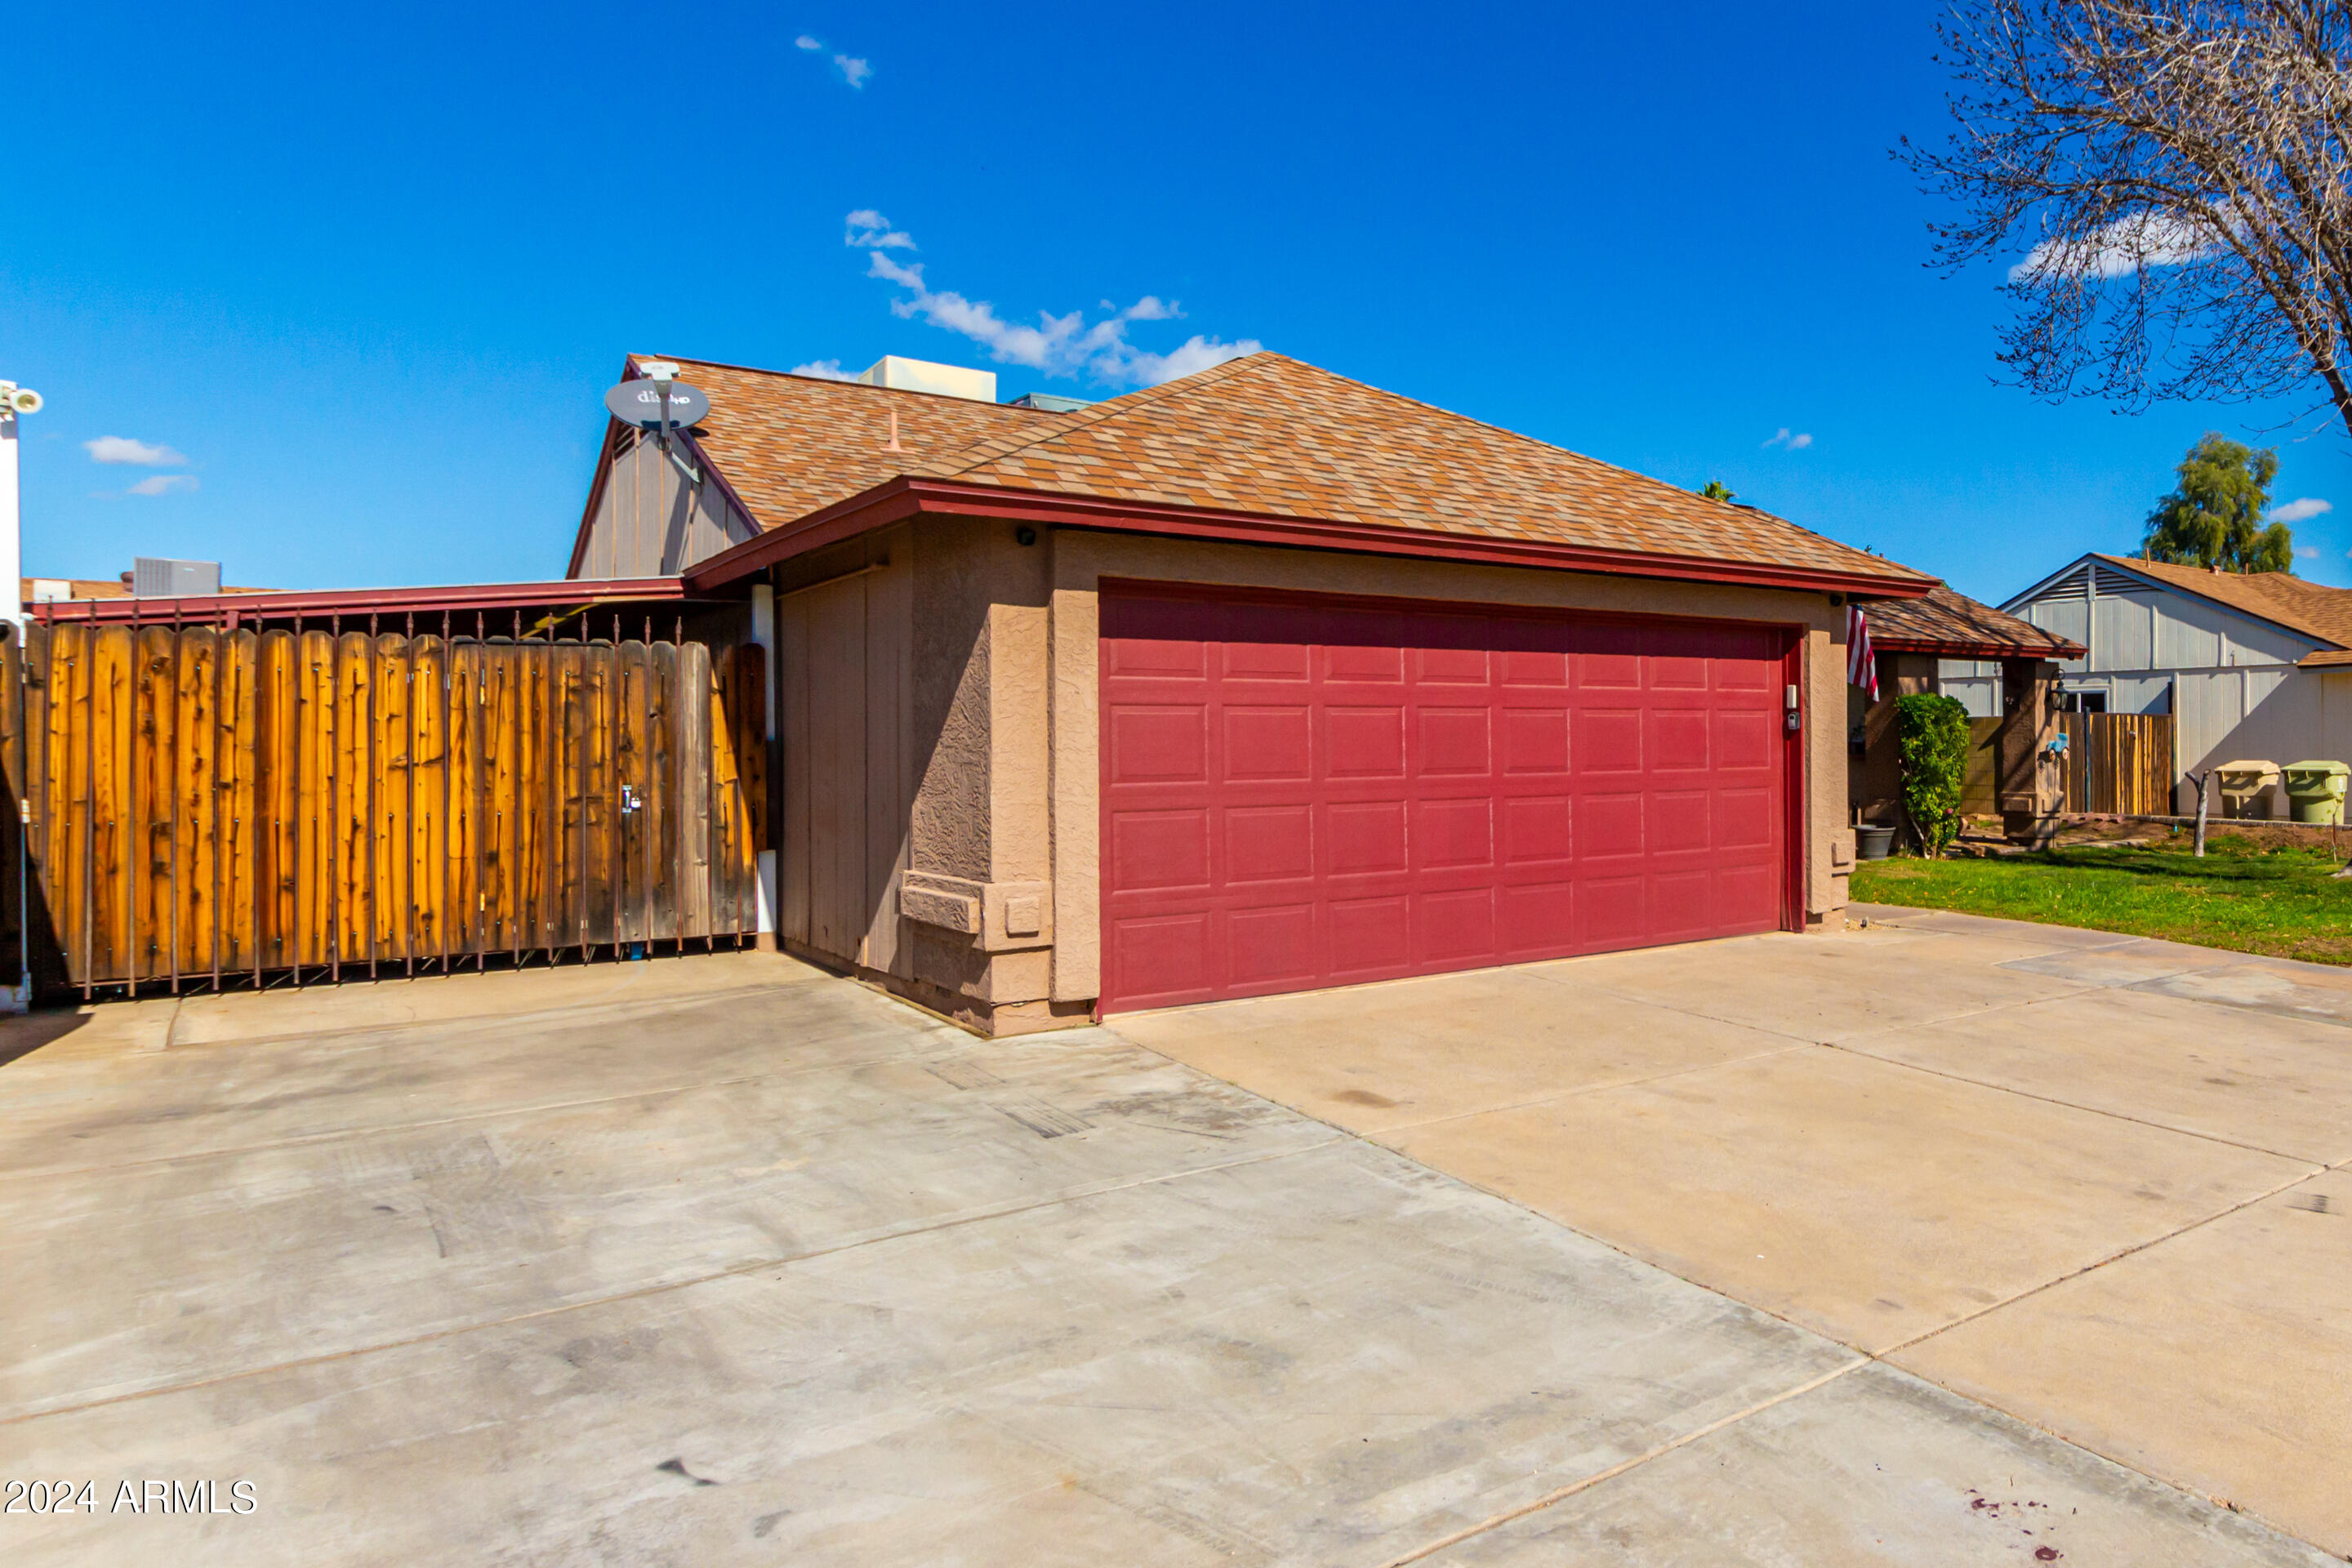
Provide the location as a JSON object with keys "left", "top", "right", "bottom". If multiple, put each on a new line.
{"left": 12, "top": 622, "right": 762, "bottom": 996}
{"left": 2059, "top": 711, "right": 2175, "bottom": 817}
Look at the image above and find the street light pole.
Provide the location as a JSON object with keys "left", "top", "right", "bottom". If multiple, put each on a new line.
{"left": 0, "top": 381, "right": 34, "bottom": 1014}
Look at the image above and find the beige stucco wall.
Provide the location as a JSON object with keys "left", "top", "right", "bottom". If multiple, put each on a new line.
{"left": 780, "top": 510, "right": 1857, "bottom": 1031}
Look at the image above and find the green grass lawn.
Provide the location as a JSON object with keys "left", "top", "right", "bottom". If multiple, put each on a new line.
{"left": 1850, "top": 832, "right": 2352, "bottom": 965}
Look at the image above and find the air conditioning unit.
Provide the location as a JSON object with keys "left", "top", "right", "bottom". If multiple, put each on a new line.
{"left": 131, "top": 557, "right": 222, "bottom": 597}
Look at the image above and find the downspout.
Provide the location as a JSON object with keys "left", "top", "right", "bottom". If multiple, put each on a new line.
{"left": 748, "top": 576, "right": 777, "bottom": 945}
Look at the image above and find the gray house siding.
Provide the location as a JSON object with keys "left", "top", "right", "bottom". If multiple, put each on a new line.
{"left": 2003, "top": 556, "right": 2352, "bottom": 792}
{"left": 575, "top": 428, "right": 760, "bottom": 578}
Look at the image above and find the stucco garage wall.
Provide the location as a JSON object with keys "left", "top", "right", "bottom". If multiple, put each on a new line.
{"left": 1043, "top": 528, "right": 1854, "bottom": 1006}
{"left": 774, "top": 513, "right": 1856, "bottom": 1032}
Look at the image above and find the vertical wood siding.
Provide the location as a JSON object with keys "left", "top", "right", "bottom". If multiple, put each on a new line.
{"left": 2059, "top": 712, "right": 2175, "bottom": 816}
{"left": 11, "top": 624, "right": 760, "bottom": 993}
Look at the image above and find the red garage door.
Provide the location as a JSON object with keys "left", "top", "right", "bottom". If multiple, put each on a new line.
{"left": 1099, "top": 586, "right": 1799, "bottom": 1012}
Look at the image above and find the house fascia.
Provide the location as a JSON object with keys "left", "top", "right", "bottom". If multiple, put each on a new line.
{"left": 682, "top": 474, "right": 1938, "bottom": 601}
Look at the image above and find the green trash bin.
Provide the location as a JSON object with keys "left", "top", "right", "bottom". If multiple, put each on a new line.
{"left": 2283, "top": 760, "right": 2350, "bottom": 825}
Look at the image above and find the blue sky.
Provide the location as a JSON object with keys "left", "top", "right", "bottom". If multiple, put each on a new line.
{"left": 7, "top": 1, "right": 2350, "bottom": 601}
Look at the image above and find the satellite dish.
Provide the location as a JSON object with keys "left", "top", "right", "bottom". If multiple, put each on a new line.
{"left": 604, "top": 378, "right": 710, "bottom": 429}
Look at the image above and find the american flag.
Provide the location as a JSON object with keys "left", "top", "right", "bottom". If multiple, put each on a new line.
{"left": 1846, "top": 604, "right": 1878, "bottom": 699}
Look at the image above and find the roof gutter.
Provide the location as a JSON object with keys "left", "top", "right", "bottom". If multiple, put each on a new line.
{"left": 684, "top": 477, "right": 1936, "bottom": 601}
{"left": 1871, "top": 635, "right": 2086, "bottom": 662}
{"left": 33, "top": 576, "right": 694, "bottom": 626}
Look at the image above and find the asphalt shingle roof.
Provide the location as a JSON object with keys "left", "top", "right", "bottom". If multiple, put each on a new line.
{"left": 2096, "top": 555, "right": 2352, "bottom": 657}
{"left": 630, "top": 354, "right": 1070, "bottom": 527}
{"left": 1866, "top": 584, "right": 2082, "bottom": 659}
{"left": 636, "top": 350, "right": 1932, "bottom": 589}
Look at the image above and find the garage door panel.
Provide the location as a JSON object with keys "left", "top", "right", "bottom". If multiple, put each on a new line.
{"left": 1110, "top": 808, "right": 1212, "bottom": 891}
{"left": 1110, "top": 912, "right": 1214, "bottom": 1006}
{"left": 1714, "top": 786, "right": 1775, "bottom": 850}
{"left": 1227, "top": 903, "right": 1318, "bottom": 986}
{"left": 1325, "top": 900, "right": 1408, "bottom": 979}
{"left": 1323, "top": 639, "right": 1405, "bottom": 683}
{"left": 1100, "top": 590, "right": 1792, "bottom": 1011}
{"left": 1326, "top": 706, "right": 1406, "bottom": 777}
{"left": 1577, "top": 876, "right": 1646, "bottom": 944}
{"left": 1650, "top": 651, "right": 1713, "bottom": 689}
{"left": 1501, "top": 708, "right": 1570, "bottom": 774}
{"left": 1103, "top": 623, "right": 1207, "bottom": 675}
{"left": 1499, "top": 648, "right": 1570, "bottom": 687}
{"left": 1648, "top": 708, "right": 1711, "bottom": 771}
{"left": 1419, "top": 707, "right": 1493, "bottom": 775}
{"left": 1649, "top": 790, "right": 1711, "bottom": 854}
{"left": 1713, "top": 708, "right": 1776, "bottom": 771}
{"left": 1576, "top": 707, "right": 1644, "bottom": 773}
{"left": 1418, "top": 888, "right": 1497, "bottom": 960}
{"left": 1416, "top": 644, "right": 1491, "bottom": 684}
{"left": 1502, "top": 795, "right": 1574, "bottom": 866}
{"left": 1499, "top": 882, "right": 1577, "bottom": 954}
{"left": 1110, "top": 705, "right": 1209, "bottom": 783}
{"left": 1327, "top": 800, "right": 1410, "bottom": 875}
{"left": 1225, "top": 804, "right": 1316, "bottom": 884}
{"left": 1223, "top": 706, "right": 1312, "bottom": 781}
{"left": 1577, "top": 792, "right": 1646, "bottom": 860}
{"left": 1648, "top": 869, "right": 1717, "bottom": 937}
{"left": 1416, "top": 797, "right": 1495, "bottom": 869}
{"left": 1714, "top": 863, "right": 1780, "bottom": 926}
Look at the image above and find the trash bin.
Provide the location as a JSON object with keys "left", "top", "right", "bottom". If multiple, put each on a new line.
{"left": 2216, "top": 760, "right": 2283, "bottom": 819}
{"left": 2283, "top": 760, "right": 2350, "bottom": 825}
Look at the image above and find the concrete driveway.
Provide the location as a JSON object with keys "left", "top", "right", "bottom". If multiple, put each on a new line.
{"left": 1120, "top": 904, "right": 2352, "bottom": 1561}
{"left": 0, "top": 920, "right": 2340, "bottom": 1565}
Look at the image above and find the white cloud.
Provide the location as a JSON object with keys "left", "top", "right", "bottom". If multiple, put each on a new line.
{"left": 791, "top": 359, "right": 855, "bottom": 381}
{"left": 2010, "top": 211, "right": 2222, "bottom": 284}
{"left": 126, "top": 473, "right": 198, "bottom": 497}
{"left": 2272, "top": 497, "right": 2332, "bottom": 523}
{"left": 844, "top": 209, "right": 915, "bottom": 250}
{"left": 1762, "top": 428, "right": 1813, "bottom": 451}
{"left": 855, "top": 230, "right": 1258, "bottom": 387}
{"left": 2298, "top": 546, "right": 2321, "bottom": 559}
{"left": 795, "top": 35, "right": 869, "bottom": 87}
{"left": 85, "top": 434, "right": 186, "bottom": 466}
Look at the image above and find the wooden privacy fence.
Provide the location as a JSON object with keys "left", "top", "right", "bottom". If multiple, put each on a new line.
{"left": 1960, "top": 717, "right": 2002, "bottom": 815}
{"left": 2059, "top": 711, "right": 2175, "bottom": 817}
{"left": 16, "top": 621, "right": 764, "bottom": 997}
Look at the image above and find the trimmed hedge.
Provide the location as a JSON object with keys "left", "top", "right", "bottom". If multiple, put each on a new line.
{"left": 1896, "top": 692, "right": 1972, "bottom": 858}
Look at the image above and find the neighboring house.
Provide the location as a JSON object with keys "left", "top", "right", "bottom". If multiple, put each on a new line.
{"left": 567, "top": 350, "right": 1933, "bottom": 1034}
{"left": 1848, "top": 586, "right": 2083, "bottom": 824}
{"left": 2004, "top": 554, "right": 2352, "bottom": 804}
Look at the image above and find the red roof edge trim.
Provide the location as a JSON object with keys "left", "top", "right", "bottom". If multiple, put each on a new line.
{"left": 33, "top": 577, "right": 693, "bottom": 626}
{"left": 685, "top": 478, "right": 1936, "bottom": 600}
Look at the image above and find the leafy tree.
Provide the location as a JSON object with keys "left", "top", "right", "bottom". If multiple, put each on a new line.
{"left": 2141, "top": 433, "right": 2292, "bottom": 572}
{"left": 1699, "top": 479, "right": 1735, "bottom": 501}
{"left": 1897, "top": 693, "right": 1972, "bottom": 858}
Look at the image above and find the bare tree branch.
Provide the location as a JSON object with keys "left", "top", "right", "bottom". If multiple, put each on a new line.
{"left": 1904, "top": 2, "right": 2352, "bottom": 439}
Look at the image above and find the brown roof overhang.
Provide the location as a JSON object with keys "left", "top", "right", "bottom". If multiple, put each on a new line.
{"left": 1871, "top": 633, "right": 2085, "bottom": 661}
{"left": 684, "top": 477, "right": 1936, "bottom": 601}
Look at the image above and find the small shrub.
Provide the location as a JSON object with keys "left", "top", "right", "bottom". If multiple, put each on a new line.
{"left": 1896, "top": 693, "right": 1971, "bottom": 858}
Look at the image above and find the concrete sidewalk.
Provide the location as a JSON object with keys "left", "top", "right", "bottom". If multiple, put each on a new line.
{"left": 1119, "top": 906, "right": 2352, "bottom": 1560}
{"left": 0, "top": 935, "right": 2336, "bottom": 1564}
